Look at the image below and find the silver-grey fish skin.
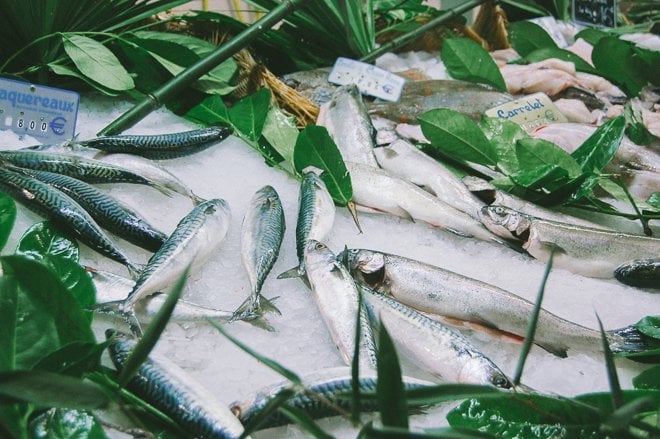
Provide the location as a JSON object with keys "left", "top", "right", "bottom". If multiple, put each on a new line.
{"left": 21, "top": 169, "right": 167, "bottom": 252}
{"left": 359, "top": 284, "right": 513, "bottom": 388}
{"left": 342, "top": 248, "right": 636, "bottom": 357}
{"left": 124, "top": 198, "right": 231, "bottom": 308}
{"left": 106, "top": 330, "right": 248, "bottom": 439}
{"left": 304, "top": 240, "right": 378, "bottom": 370}
{"left": 317, "top": 84, "right": 380, "bottom": 168}
{"left": 479, "top": 205, "right": 660, "bottom": 279}
{"left": 0, "top": 166, "right": 136, "bottom": 272}
{"left": 237, "top": 185, "right": 285, "bottom": 318}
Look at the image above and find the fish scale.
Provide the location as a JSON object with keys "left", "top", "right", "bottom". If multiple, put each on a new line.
{"left": 19, "top": 168, "right": 167, "bottom": 252}
{"left": 0, "top": 166, "right": 136, "bottom": 272}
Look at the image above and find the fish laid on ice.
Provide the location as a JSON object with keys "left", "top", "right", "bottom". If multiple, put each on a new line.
{"left": 280, "top": 67, "right": 335, "bottom": 105}
{"left": 479, "top": 205, "right": 660, "bottom": 280}
{"left": 0, "top": 166, "right": 137, "bottom": 274}
{"left": 235, "top": 185, "right": 284, "bottom": 321}
{"left": 317, "top": 84, "right": 380, "bottom": 168}
{"left": 341, "top": 248, "right": 648, "bottom": 357}
{"left": 304, "top": 240, "right": 378, "bottom": 370}
{"left": 614, "top": 258, "right": 660, "bottom": 289}
{"left": 106, "top": 329, "right": 249, "bottom": 439}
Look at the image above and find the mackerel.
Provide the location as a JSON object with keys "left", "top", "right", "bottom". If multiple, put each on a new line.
{"left": 77, "top": 126, "right": 232, "bottom": 159}
{"left": 479, "top": 205, "right": 660, "bottom": 279}
{"left": 235, "top": 186, "right": 284, "bottom": 321}
{"left": 341, "top": 248, "right": 647, "bottom": 357}
{"left": 19, "top": 168, "right": 167, "bottom": 252}
{"left": 317, "top": 84, "right": 380, "bottom": 168}
{"left": 359, "top": 284, "right": 513, "bottom": 388}
{"left": 106, "top": 329, "right": 248, "bottom": 439}
{"left": 123, "top": 198, "right": 231, "bottom": 309}
{"left": 304, "top": 240, "right": 378, "bottom": 370}
{"left": 0, "top": 166, "right": 137, "bottom": 273}
{"left": 614, "top": 258, "right": 660, "bottom": 289}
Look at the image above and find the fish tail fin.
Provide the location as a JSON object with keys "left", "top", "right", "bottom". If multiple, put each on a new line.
{"left": 261, "top": 295, "right": 281, "bottom": 315}
{"left": 607, "top": 325, "right": 649, "bottom": 353}
{"left": 347, "top": 201, "right": 363, "bottom": 234}
{"left": 277, "top": 266, "right": 304, "bottom": 279}
{"left": 191, "top": 192, "right": 207, "bottom": 206}
{"left": 150, "top": 181, "right": 175, "bottom": 198}
{"left": 90, "top": 300, "right": 144, "bottom": 337}
{"left": 126, "top": 263, "right": 143, "bottom": 281}
{"left": 230, "top": 295, "right": 280, "bottom": 330}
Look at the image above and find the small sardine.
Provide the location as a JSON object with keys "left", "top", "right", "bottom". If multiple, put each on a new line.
{"left": 479, "top": 205, "right": 660, "bottom": 279}
{"left": 106, "top": 329, "right": 248, "bottom": 439}
{"left": 235, "top": 185, "right": 284, "bottom": 320}
{"left": 304, "top": 240, "right": 378, "bottom": 370}
{"left": 77, "top": 126, "right": 232, "bottom": 159}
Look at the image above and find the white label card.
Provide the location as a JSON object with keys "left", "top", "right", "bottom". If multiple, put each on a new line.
{"left": 328, "top": 57, "right": 405, "bottom": 102}
{"left": 485, "top": 92, "right": 568, "bottom": 133}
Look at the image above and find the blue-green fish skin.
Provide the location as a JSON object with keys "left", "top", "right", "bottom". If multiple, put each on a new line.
{"left": 78, "top": 126, "right": 233, "bottom": 159}
{"left": 0, "top": 166, "right": 136, "bottom": 272}
{"left": 106, "top": 330, "right": 248, "bottom": 439}
{"left": 21, "top": 168, "right": 167, "bottom": 252}
{"left": 614, "top": 258, "right": 660, "bottom": 289}
{"left": 124, "top": 198, "right": 231, "bottom": 309}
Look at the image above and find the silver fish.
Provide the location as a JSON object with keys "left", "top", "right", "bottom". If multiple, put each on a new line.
{"left": 106, "top": 329, "right": 249, "bottom": 439}
{"left": 317, "top": 84, "right": 380, "bottom": 168}
{"left": 235, "top": 185, "right": 284, "bottom": 321}
{"left": 124, "top": 198, "right": 231, "bottom": 309}
{"left": 280, "top": 67, "right": 335, "bottom": 105}
{"left": 342, "top": 248, "right": 648, "bottom": 357}
{"left": 479, "top": 205, "right": 660, "bottom": 279}
{"left": 359, "top": 284, "right": 513, "bottom": 388}
{"left": 304, "top": 240, "right": 378, "bottom": 370}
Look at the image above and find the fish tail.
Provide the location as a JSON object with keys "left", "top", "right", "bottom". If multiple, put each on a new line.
{"left": 276, "top": 266, "right": 304, "bottom": 279}
{"left": 607, "top": 325, "right": 649, "bottom": 353}
{"left": 90, "top": 300, "right": 144, "bottom": 337}
{"left": 191, "top": 192, "right": 207, "bottom": 206}
{"left": 126, "top": 263, "right": 143, "bottom": 281}
{"left": 231, "top": 294, "right": 281, "bottom": 324}
{"left": 150, "top": 181, "right": 175, "bottom": 198}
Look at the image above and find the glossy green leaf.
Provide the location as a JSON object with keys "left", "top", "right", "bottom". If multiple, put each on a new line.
{"left": 33, "top": 342, "right": 106, "bottom": 377}
{"left": 15, "top": 222, "right": 79, "bottom": 262}
{"left": 30, "top": 408, "right": 109, "bottom": 439}
{"left": 376, "top": 322, "right": 408, "bottom": 429}
{"left": 508, "top": 21, "right": 557, "bottom": 57}
{"left": 633, "top": 365, "right": 660, "bottom": 390}
{"left": 441, "top": 38, "right": 506, "bottom": 92}
{"left": 47, "top": 63, "right": 122, "bottom": 96}
{"left": 499, "top": 0, "right": 552, "bottom": 17}
{"left": 0, "top": 371, "right": 108, "bottom": 409}
{"left": 359, "top": 422, "right": 497, "bottom": 437}
{"left": 419, "top": 109, "right": 497, "bottom": 166}
{"left": 0, "top": 403, "right": 30, "bottom": 439}
{"left": 574, "top": 28, "right": 609, "bottom": 46}
{"left": 634, "top": 316, "right": 660, "bottom": 339}
{"left": 597, "top": 315, "right": 623, "bottom": 409}
{"left": 400, "top": 384, "right": 502, "bottom": 406}
{"left": 572, "top": 116, "right": 625, "bottom": 173}
{"left": 0, "top": 193, "right": 16, "bottom": 252}
{"left": 229, "top": 88, "right": 272, "bottom": 141}
{"left": 0, "top": 275, "right": 18, "bottom": 373}
{"left": 185, "top": 95, "right": 231, "bottom": 126}
{"left": 624, "top": 101, "right": 654, "bottom": 146}
{"left": 510, "top": 164, "right": 567, "bottom": 190}
{"left": 294, "top": 125, "right": 352, "bottom": 206}
{"left": 241, "top": 388, "right": 297, "bottom": 435}
{"left": 648, "top": 193, "right": 660, "bottom": 209}
{"left": 515, "top": 138, "right": 582, "bottom": 178}
{"left": 261, "top": 105, "right": 299, "bottom": 165}
{"left": 524, "top": 47, "right": 598, "bottom": 74}
{"left": 480, "top": 117, "right": 528, "bottom": 174}
{"left": 61, "top": 34, "right": 134, "bottom": 91}
{"left": 575, "top": 389, "right": 660, "bottom": 410}
{"left": 592, "top": 37, "right": 647, "bottom": 97}
{"left": 40, "top": 255, "right": 95, "bottom": 308}
{"left": 601, "top": 397, "right": 658, "bottom": 434}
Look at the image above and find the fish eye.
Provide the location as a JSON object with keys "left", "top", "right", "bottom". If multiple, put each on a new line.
{"left": 493, "top": 375, "right": 512, "bottom": 389}
{"left": 315, "top": 242, "right": 326, "bottom": 250}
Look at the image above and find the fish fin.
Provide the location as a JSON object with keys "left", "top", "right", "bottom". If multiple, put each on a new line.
{"left": 607, "top": 325, "right": 650, "bottom": 354}
{"left": 232, "top": 294, "right": 281, "bottom": 323}
{"left": 536, "top": 342, "right": 568, "bottom": 358}
{"left": 149, "top": 181, "right": 175, "bottom": 198}
{"left": 397, "top": 206, "right": 415, "bottom": 223}
{"left": 277, "top": 266, "right": 303, "bottom": 279}
{"left": 346, "top": 201, "right": 363, "bottom": 234}
{"left": 191, "top": 192, "right": 207, "bottom": 206}
{"left": 493, "top": 237, "right": 525, "bottom": 253}
{"left": 91, "top": 300, "right": 144, "bottom": 338}
{"left": 91, "top": 151, "right": 110, "bottom": 160}
{"left": 126, "top": 263, "right": 143, "bottom": 281}
{"left": 444, "top": 227, "right": 472, "bottom": 238}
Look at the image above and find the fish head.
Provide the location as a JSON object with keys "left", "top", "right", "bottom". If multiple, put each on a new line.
{"left": 459, "top": 359, "right": 513, "bottom": 390}
{"left": 303, "top": 240, "right": 337, "bottom": 271}
{"left": 478, "top": 205, "right": 532, "bottom": 242}
{"left": 339, "top": 248, "right": 387, "bottom": 290}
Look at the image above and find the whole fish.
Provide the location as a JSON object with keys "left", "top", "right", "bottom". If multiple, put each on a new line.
{"left": 278, "top": 169, "right": 336, "bottom": 281}
{"left": 280, "top": 67, "right": 335, "bottom": 105}
{"left": 19, "top": 168, "right": 167, "bottom": 252}
{"left": 230, "top": 367, "right": 433, "bottom": 429}
{"left": 0, "top": 150, "right": 171, "bottom": 195}
{"left": 0, "top": 166, "right": 137, "bottom": 274}
{"left": 614, "top": 258, "right": 660, "bottom": 289}
{"left": 304, "top": 240, "right": 378, "bottom": 370}
{"left": 479, "top": 205, "right": 660, "bottom": 279}
{"left": 235, "top": 186, "right": 285, "bottom": 321}
{"left": 123, "top": 198, "right": 231, "bottom": 310}
{"left": 77, "top": 126, "right": 232, "bottom": 159}
{"left": 346, "top": 161, "right": 504, "bottom": 244}
{"left": 341, "top": 248, "right": 648, "bottom": 357}
{"left": 359, "top": 284, "right": 513, "bottom": 388}
{"left": 106, "top": 329, "right": 249, "bottom": 439}
{"left": 373, "top": 139, "right": 485, "bottom": 219}
{"left": 367, "top": 79, "right": 513, "bottom": 123}
{"left": 317, "top": 84, "right": 380, "bottom": 168}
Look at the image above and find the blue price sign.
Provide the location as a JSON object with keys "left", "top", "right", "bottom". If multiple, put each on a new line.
{"left": 0, "top": 77, "right": 80, "bottom": 142}
{"left": 573, "top": 0, "right": 617, "bottom": 27}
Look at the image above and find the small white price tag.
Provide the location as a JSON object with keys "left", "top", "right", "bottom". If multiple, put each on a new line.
{"left": 485, "top": 92, "right": 568, "bottom": 133}
{"left": 0, "top": 77, "right": 80, "bottom": 142}
{"left": 328, "top": 57, "right": 405, "bottom": 102}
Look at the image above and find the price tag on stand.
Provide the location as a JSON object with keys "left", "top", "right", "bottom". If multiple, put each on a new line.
{"left": 328, "top": 57, "right": 405, "bottom": 102}
{"left": 0, "top": 77, "right": 80, "bottom": 142}
{"left": 485, "top": 93, "right": 568, "bottom": 133}
{"left": 572, "top": 0, "right": 617, "bottom": 28}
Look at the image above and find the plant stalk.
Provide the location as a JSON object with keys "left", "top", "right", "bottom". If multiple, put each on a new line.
{"left": 98, "top": 0, "right": 307, "bottom": 136}
{"left": 359, "top": 0, "right": 486, "bottom": 63}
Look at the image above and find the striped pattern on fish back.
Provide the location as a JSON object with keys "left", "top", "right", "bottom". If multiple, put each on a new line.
{"left": 296, "top": 173, "right": 320, "bottom": 262}
{"left": 251, "top": 188, "right": 285, "bottom": 293}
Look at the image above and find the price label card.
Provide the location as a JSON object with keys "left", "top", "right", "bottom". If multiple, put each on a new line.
{"left": 485, "top": 93, "right": 568, "bottom": 133}
{"left": 573, "top": 0, "right": 617, "bottom": 27}
{"left": 0, "top": 77, "right": 79, "bottom": 142}
{"left": 328, "top": 57, "right": 405, "bottom": 102}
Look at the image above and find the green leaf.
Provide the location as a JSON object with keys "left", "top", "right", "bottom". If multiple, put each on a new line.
{"left": 515, "top": 138, "right": 582, "bottom": 178}
{"left": 592, "top": 37, "right": 647, "bottom": 97}
{"left": 575, "top": 389, "right": 660, "bottom": 412}
{"left": 30, "top": 409, "right": 109, "bottom": 439}
{"left": 634, "top": 316, "right": 660, "bottom": 339}
{"left": 402, "top": 384, "right": 502, "bottom": 406}
{"left": 48, "top": 63, "right": 122, "bottom": 96}
{"left": 499, "top": 0, "right": 552, "bottom": 17}
{"left": 624, "top": 101, "right": 654, "bottom": 146}
{"left": 15, "top": 222, "right": 79, "bottom": 262}
{"left": 229, "top": 88, "right": 272, "bottom": 141}
{"left": 40, "top": 255, "right": 95, "bottom": 309}
{"left": 376, "top": 322, "right": 408, "bottom": 429}
{"left": 241, "top": 388, "right": 297, "bottom": 435}
{"left": 0, "top": 275, "right": 18, "bottom": 373}
{"left": 597, "top": 315, "right": 623, "bottom": 409}
{"left": 419, "top": 109, "right": 498, "bottom": 166}
{"left": 524, "top": 47, "right": 598, "bottom": 74}
{"left": 61, "top": 34, "right": 133, "bottom": 91}
{"left": 441, "top": 38, "right": 506, "bottom": 92}
{"left": 602, "top": 397, "right": 658, "bottom": 433}
{"left": 185, "top": 95, "right": 231, "bottom": 126}
{"left": 571, "top": 116, "right": 625, "bottom": 173}
{"left": 359, "top": 422, "right": 498, "bottom": 437}
{"left": 261, "top": 105, "right": 299, "bottom": 165}
{"left": 633, "top": 365, "right": 660, "bottom": 390}
{"left": 574, "top": 28, "right": 610, "bottom": 46}
{"left": 277, "top": 405, "right": 335, "bottom": 439}
{"left": 0, "top": 371, "right": 108, "bottom": 410}
{"left": 480, "top": 117, "right": 528, "bottom": 174}
{"left": 648, "top": 193, "right": 660, "bottom": 209}
{"left": 510, "top": 164, "right": 567, "bottom": 190}
{"left": 508, "top": 21, "right": 557, "bottom": 57}
{"left": 33, "top": 342, "right": 106, "bottom": 377}
{"left": 0, "top": 193, "right": 16, "bottom": 252}
{"left": 293, "top": 125, "right": 352, "bottom": 206}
